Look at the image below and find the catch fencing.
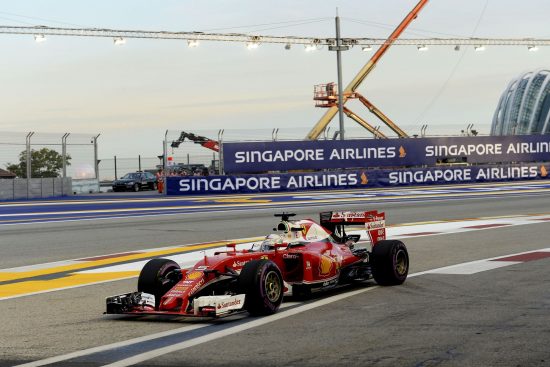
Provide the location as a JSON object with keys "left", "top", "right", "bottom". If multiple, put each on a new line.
{"left": 0, "top": 131, "right": 99, "bottom": 198}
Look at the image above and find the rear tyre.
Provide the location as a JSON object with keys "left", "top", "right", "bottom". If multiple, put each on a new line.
{"left": 138, "top": 258, "right": 181, "bottom": 308}
{"left": 371, "top": 240, "right": 409, "bottom": 286}
{"left": 238, "top": 259, "right": 283, "bottom": 316}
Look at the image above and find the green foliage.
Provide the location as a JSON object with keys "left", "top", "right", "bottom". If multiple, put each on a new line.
{"left": 5, "top": 148, "right": 71, "bottom": 178}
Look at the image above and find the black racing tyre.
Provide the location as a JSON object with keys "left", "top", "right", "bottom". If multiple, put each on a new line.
{"left": 238, "top": 259, "right": 284, "bottom": 316}
{"left": 371, "top": 240, "right": 409, "bottom": 286}
{"left": 138, "top": 258, "right": 180, "bottom": 307}
{"left": 133, "top": 183, "right": 140, "bottom": 192}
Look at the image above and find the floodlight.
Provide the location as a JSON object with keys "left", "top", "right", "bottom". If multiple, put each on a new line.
{"left": 528, "top": 45, "right": 539, "bottom": 52}
{"left": 417, "top": 45, "right": 428, "bottom": 51}
{"left": 474, "top": 45, "right": 486, "bottom": 52}
{"left": 34, "top": 34, "right": 46, "bottom": 43}
{"left": 187, "top": 39, "right": 199, "bottom": 48}
{"left": 113, "top": 37, "right": 126, "bottom": 45}
{"left": 361, "top": 45, "right": 373, "bottom": 51}
{"left": 305, "top": 44, "right": 318, "bottom": 52}
{"left": 284, "top": 43, "right": 291, "bottom": 50}
{"left": 246, "top": 36, "right": 261, "bottom": 50}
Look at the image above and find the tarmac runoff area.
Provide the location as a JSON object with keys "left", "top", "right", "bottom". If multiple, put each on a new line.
{"left": 0, "top": 191, "right": 550, "bottom": 366}
{"left": 1, "top": 213, "right": 550, "bottom": 301}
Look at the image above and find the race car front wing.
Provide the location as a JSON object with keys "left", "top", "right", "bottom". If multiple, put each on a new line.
{"left": 106, "top": 292, "right": 246, "bottom": 317}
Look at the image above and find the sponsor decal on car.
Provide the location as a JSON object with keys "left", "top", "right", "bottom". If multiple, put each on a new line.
{"left": 165, "top": 285, "right": 188, "bottom": 297}
{"left": 331, "top": 211, "right": 367, "bottom": 220}
{"left": 322, "top": 279, "right": 338, "bottom": 287}
{"left": 217, "top": 298, "right": 242, "bottom": 310}
{"left": 319, "top": 254, "right": 333, "bottom": 276}
{"left": 186, "top": 271, "right": 203, "bottom": 280}
{"left": 232, "top": 260, "right": 249, "bottom": 268}
{"left": 283, "top": 253, "right": 300, "bottom": 260}
{"left": 365, "top": 219, "right": 385, "bottom": 230}
{"left": 188, "top": 278, "right": 205, "bottom": 295}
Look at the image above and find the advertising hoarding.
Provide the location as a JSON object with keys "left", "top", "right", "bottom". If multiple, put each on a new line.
{"left": 166, "top": 163, "right": 549, "bottom": 195}
{"left": 222, "top": 136, "right": 550, "bottom": 173}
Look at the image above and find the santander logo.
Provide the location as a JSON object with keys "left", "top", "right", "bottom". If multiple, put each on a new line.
{"left": 217, "top": 299, "right": 242, "bottom": 309}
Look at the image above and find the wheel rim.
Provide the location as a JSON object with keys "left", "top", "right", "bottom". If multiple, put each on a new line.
{"left": 264, "top": 271, "right": 281, "bottom": 302}
{"left": 395, "top": 249, "right": 408, "bottom": 276}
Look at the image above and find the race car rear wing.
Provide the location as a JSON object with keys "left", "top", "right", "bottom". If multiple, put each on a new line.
{"left": 320, "top": 210, "right": 386, "bottom": 244}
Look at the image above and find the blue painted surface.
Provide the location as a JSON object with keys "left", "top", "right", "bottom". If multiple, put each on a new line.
{"left": 1, "top": 182, "right": 550, "bottom": 226}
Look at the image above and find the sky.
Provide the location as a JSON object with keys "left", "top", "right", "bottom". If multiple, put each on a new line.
{"left": 0, "top": 0, "right": 549, "bottom": 159}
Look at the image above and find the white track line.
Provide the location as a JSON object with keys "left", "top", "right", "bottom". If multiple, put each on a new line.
{"left": 15, "top": 246, "right": 550, "bottom": 367}
{"left": 2, "top": 214, "right": 549, "bottom": 302}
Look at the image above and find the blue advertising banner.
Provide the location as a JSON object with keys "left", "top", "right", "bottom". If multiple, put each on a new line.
{"left": 222, "top": 135, "right": 550, "bottom": 173}
{"left": 166, "top": 163, "right": 549, "bottom": 195}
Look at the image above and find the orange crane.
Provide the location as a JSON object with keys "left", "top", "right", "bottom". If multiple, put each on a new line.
{"left": 308, "top": 0, "right": 429, "bottom": 140}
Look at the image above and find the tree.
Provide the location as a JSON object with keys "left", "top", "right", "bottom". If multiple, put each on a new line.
{"left": 6, "top": 148, "right": 71, "bottom": 178}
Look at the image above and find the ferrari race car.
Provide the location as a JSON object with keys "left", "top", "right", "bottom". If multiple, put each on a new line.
{"left": 106, "top": 210, "right": 409, "bottom": 318}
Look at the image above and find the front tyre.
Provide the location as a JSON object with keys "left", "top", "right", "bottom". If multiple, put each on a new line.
{"left": 238, "top": 259, "right": 283, "bottom": 316}
{"left": 138, "top": 258, "right": 181, "bottom": 308}
{"left": 371, "top": 240, "right": 409, "bottom": 286}
{"left": 133, "top": 183, "right": 140, "bottom": 192}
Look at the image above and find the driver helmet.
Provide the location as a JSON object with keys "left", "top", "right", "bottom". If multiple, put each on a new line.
{"left": 259, "top": 234, "right": 279, "bottom": 251}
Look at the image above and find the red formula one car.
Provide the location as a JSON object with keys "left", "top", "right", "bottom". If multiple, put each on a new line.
{"left": 106, "top": 210, "right": 409, "bottom": 317}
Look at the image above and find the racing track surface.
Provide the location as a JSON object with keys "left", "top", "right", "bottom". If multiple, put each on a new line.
{"left": 1, "top": 183, "right": 550, "bottom": 366}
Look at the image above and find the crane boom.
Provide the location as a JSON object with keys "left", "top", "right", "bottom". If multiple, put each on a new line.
{"left": 306, "top": 0, "right": 429, "bottom": 140}
{"left": 171, "top": 131, "right": 219, "bottom": 152}
{"left": 352, "top": 93, "right": 409, "bottom": 138}
{"left": 343, "top": 107, "right": 387, "bottom": 139}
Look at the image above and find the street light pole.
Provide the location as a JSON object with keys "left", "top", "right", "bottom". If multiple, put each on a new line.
{"left": 329, "top": 9, "right": 349, "bottom": 140}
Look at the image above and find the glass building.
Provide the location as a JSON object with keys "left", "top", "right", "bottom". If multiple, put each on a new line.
{"left": 491, "top": 69, "right": 550, "bottom": 135}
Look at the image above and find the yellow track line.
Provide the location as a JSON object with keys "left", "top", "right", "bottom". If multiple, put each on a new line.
{"left": 0, "top": 237, "right": 262, "bottom": 283}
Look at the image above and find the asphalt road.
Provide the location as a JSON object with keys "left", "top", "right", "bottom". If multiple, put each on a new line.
{"left": 1, "top": 191, "right": 550, "bottom": 366}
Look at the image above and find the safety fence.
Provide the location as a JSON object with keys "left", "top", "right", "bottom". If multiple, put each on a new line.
{"left": 0, "top": 131, "right": 99, "bottom": 197}
{"left": 0, "top": 131, "right": 98, "bottom": 178}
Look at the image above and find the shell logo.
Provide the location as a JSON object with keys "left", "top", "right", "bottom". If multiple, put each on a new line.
{"left": 186, "top": 271, "right": 202, "bottom": 280}
{"left": 541, "top": 165, "right": 548, "bottom": 178}
{"left": 360, "top": 172, "right": 368, "bottom": 185}
{"left": 319, "top": 255, "right": 333, "bottom": 276}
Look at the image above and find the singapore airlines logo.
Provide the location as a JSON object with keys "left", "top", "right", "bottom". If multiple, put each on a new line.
{"left": 360, "top": 172, "right": 368, "bottom": 185}
{"left": 541, "top": 165, "right": 548, "bottom": 178}
{"left": 399, "top": 146, "right": 407, "bottom": 158}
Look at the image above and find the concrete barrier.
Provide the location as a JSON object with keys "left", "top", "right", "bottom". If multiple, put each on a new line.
{"left": 72, "top": 178, "right": 100, "bottom": 194}
{"left": 0, "top": 178, "right": 72, "bottom": 200}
